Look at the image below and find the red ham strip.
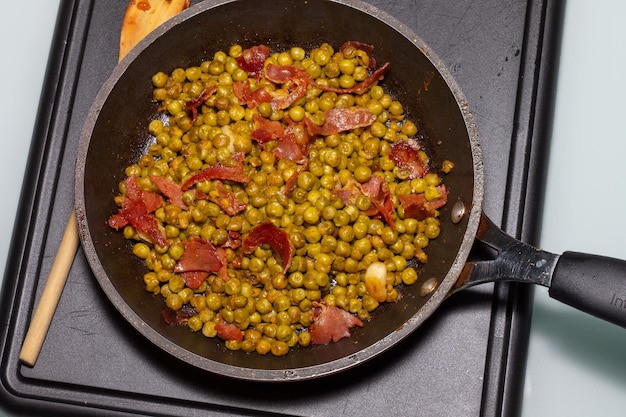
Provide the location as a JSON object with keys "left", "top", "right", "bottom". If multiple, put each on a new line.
{"left": 215, "top": 315, "right": 243, "bottom": 342}
{"left": 283, "top": 159, "right": 309, "bottom": 196}
{"left": 236, "top": 44, "right": 271, "bottom": 75}
{"left": 162, "top": 304, "right": 196, "bottom": 326}
{"left": 332, "top": 182, "right": 360, "bottom": 207}
{"left": 398, "top": 185, "right": 449, "bottom": 220}
{"left": 262, "top": 64, "right": 310, "bottom": 111}
{"left": 340, "top": 41, "right": 377, "bottom": 69}
{"left": 313, "top": 61, "right": 390, "bottom": 95}
{"left": 269, "top": 77, "right": 308, "bottom": 111}
{"left": 150, "top": 175, "right": 187, "bottom": 210}
{"left": 179, "top": 271, "right": 210, "bottom": 290}
{"left": 181, "top": 152, "right": 249, "bottom": 191}
{"left": 174, "top": 237, "right": 227, "bottom": 288}
{"left": 360, "top": 175, "right": 396, "bottom": 229}
{"left": 233, "top": 80, "right": 273, "bottom": 109}
{"left": 240, "top": 221, "right": 294, "bottom": 272}
{"left": 305, "top": 107, "right": 376, "bottom": 136}
{"left": 223, "top": 230, "right": 242, "bottom": 250}
{"left": 309, "top": 301, "right": 363, "bottom": 345}
{"left": 332, "top": 176, "right": 396, "bottom": 229}
{"left": 264, "top": 63, "right": 310, "bottom": 83}
{"left": 274, "top": 121, "right": 309, "bottom": 163}
{"left": 251, "top": 114, "right": 284, "bottom": 142}
{"left": 208, "top": 180, "right": 247, "bottom": 216}
{"left": 389, "top": 139, "right": 429, "bottom": 179}
{"left": 185, "top": 85, "right": 217, "bottom": 122}
{"left": 107, "top": 175, "right": 167, "bottom": 247}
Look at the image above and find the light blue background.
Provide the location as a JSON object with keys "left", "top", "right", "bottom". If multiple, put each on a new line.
{"left": 0, "top": 1, "right": 624, "bottom": 415}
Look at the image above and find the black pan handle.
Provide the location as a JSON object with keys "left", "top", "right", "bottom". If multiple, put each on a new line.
{"left": 458, "top": 214, "right": 626, "bottom": 329}
{"left": 549, "top": 252, "right": 626, "bottom": 328}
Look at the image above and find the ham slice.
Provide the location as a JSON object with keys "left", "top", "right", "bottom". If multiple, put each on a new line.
{"left": 309, "top": 302, "right": 363, "bottom": 345}
{"left": 174, "top": 237, "right": 227, "bottom": 288}
{"left": 398, "top": 185, "right": 449, "bottom": 220}
{"left": 233, "top": 80, "right": 273, "bottom": 108}
{"left": 251, "top": 114, "right": 284, "bottom": 142}
{"left": 360, "top": 175, "right": 395, "bottom": 229}
{"left": 107, "top": 175, "right": 167, "bottom": 247}
{"left": 215, "top": 316, "right": 244, "bottom": 342}
{"left": 305, "top": 107, "right": 376, "bottom": 136}
{"left": 181, "top": 152, "right": 248, "bottom": 190}
{"left": 237, "top": 44, "right": 271, "bottom": 75}
{"left": 312, "top": 61, "right": 390, "bottom": 95}
{"left": 150, "top": 175, "right": 187, "bottom": 210}
{"left": 389, "top": 139, "right": 429, "bottom": 179}
{"left": 185, "top": 85, "right": 217, "bottom": 122}
{"left": 207, "top": 180, "right": 247, "bottom": 216}
{"left": 239, "top": 222, "right": 294, "bottom": 272}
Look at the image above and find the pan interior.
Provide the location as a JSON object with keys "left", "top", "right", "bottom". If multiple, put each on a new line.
{"left": 76, "top": 0, "right": 482, "bottom": 380}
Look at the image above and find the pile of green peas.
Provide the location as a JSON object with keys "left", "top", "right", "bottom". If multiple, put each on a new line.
{"left": 115, "top": 42, "right": 448, "bottom": 357}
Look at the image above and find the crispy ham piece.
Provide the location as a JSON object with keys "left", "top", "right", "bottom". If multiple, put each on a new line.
{"left": 264, "top": 63, "right": 310, "bottom": 83}
{"left": 150, "top": 175, "right": 187, "bottom": 210}
{"left": 312, "top": 61, "right": 391, "bottom": 95}
{"left": 215, "top": 315, "right": 244, "bottom": 342}
{"left": 389, "top": 139, "right": 429, "bottom": 179}
{"left": 236, "top": 44, "right": 271, "bottom": 75}
{"left": 233, "top": 80, "right": 273, "bottom": 109}
{"left": 207, "top": 180, "right": 247, "bottom": 216}
{"left": 239, "top": 222, "right": 294, "bottom": 272}
{"left": 222, "top": 230, "right": 242, "bottom": 250}
{"left": 251, "top": 114, "right": 284, "bottom": 142}
{"left": 270, "top": 77, "right": 309, "bottom": 111}
{"left": 333, "top": 175, "right": 395, "bottom": 229}
{"left": 309, "top": 301, "right": 364, "bottom": 345}
{"left": 107, "top": 175, "right": 168, "bottom": 247}
{"left": 161, "top": 304, "right": 196, "bottom": 326}
{"left": 181, "top": 152, "right": 248, "bottom": 191}
{"left": 174, "top": 237, "right": 228, "bottom": 288}
{"left": 339, "top": 41, "right": 377, "bottom": 68}
{"left": 263, "top": 64, "right": 310, "bottom": 111}
{"left": 275, "top": 120, "right": 310, "bottom": 163}
{"left": 185, "top": 85, "right": 217, "bottom": 122}
{"left": 305, "top": 107, "right": 376, "bottom": 136}
{"left": 398, "top": 185, "right": 449, "bottom": 220}
{"left": 359, "top": 175, "right": 396, "bottom": 229}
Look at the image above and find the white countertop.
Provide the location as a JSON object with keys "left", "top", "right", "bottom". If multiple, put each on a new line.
{"left": 1, "top": 1, "right": 625, "bottom": 416}
{"left": 522, "top": 1, "right": 626, "bottom": 415}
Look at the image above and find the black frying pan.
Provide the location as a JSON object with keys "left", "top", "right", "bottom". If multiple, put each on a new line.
{"left": 75, "top": 0, "right": 626, "bottom": 381}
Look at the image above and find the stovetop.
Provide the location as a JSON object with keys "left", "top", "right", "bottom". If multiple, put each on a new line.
{"left": 0, "top": 1, "right": 562, "bottom": 416}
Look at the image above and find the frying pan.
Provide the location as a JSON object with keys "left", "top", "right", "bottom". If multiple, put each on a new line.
{"left": 75, "top": 0, "right": 626, "bottom": 381}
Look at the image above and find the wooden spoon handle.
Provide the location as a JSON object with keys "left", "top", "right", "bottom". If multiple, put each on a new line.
{"left": 19, "top": 210, "right": 79, "bottom": 366}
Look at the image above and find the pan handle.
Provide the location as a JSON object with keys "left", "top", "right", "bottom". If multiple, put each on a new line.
{"left": 549, "top": 252, "right": 626, "bottom": 329}
{"left": 456, "top": 214, "right": 626, "bottom": 328}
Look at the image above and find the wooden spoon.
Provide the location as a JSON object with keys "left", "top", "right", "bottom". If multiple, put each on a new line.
{"left": 19, "top": 0, "right": 189, "bottom": 367}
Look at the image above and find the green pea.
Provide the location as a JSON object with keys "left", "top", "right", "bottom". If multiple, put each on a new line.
{"left": 402, "top": 268, "right": 418, "bottom": 285}
{"left": 303, "top": 206, "right": 320, "bottom": 224}
{"left": 305, "top": 226, "right": 322, "bottom": 243}
{"left": 166, "top": 293, "right": 183, "bottom": 311}
{"left": 353, "top": 165, "right": 372, "bottom": 183}
{"left": 425, "top": 222, "right": 440, "bottom": 239}
{"left": 338, "top": 226, "right": 355, "bottom": 242}
{"left": 256, "top": 298, "right": 273, "bottom": 315}
{"left": 133, "top": 242, "right": 151, "bottom": 259}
